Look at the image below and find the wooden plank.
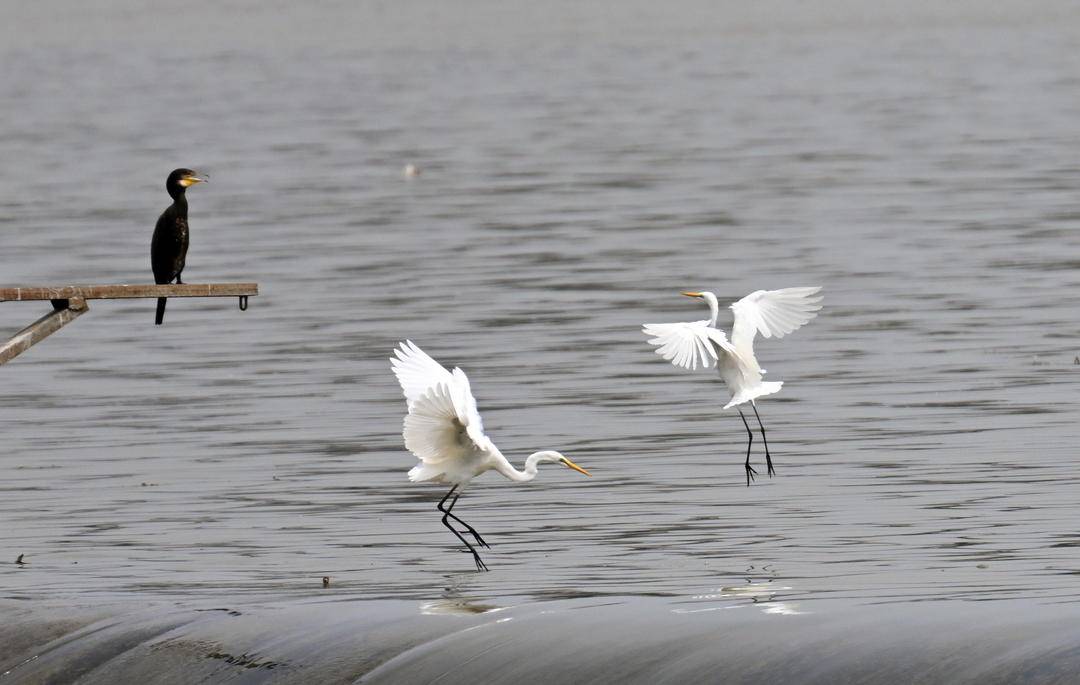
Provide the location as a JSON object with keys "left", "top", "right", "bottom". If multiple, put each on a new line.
{"left": 0, "top": 298, "right": 89, "bottom": 365}
{"left": 0, "top": 283, "right": 258, "bottom": 302}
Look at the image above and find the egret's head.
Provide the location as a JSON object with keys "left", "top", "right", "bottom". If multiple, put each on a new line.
{"left": 681, "top": 290, "right": 718, "bottom": 305}
{"left": 532, "top": 450, "right": 591, "bottom": 476}
{"left": 681, "top": 291, "right": 721, "bottom": 322}
{"left": 166, "top": 168, "right": 208, "bottom": 197}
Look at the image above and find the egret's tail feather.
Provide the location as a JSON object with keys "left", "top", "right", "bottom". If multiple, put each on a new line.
{"left": 155, "top": 297, "right": 167, "bottom": 325}
{"left": 408, "top": 463, "right": 444, "bottom": 482}
{"left": 724, "top": 381, "right": 783, "bottom": 409}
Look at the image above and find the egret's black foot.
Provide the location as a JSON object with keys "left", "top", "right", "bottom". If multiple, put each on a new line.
{"left": 745, "top": 463, "right": 758, "bottom": 486}
{"left": 473, "top": 552, "right": 489, "bottom": 572}
{"left": 766, "top": 456, "right": 776, "bottom": 478}
{"left": 458, "top": 547, "right": 489, "bottom": 571}
{"left": 453, "top": 524, "right": 490, "bottom": 548}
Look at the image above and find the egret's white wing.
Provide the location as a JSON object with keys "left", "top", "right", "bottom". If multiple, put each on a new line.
{"left": 642, "top": 320, "right": 743, "bottom": 371}
{"left": 391, "top": 340, "right": 454, "bottom": 407}
{"left": 403, "top": 383, "right": 471, "bottom": 464}
{"left": 392, "top": 341, "right": 495, "bottom": 465}
{"left": 451, "top": 367, "right": 488, "bottom": 449}
{"left": 730, "top": 287, "right": 823, "bottom": 350}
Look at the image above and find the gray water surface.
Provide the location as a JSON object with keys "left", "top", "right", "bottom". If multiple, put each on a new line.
{"left": 2, "top": 2, "right": 1080, "bottom": 614}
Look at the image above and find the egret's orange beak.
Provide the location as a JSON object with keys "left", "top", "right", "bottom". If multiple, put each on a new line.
{"left": 681, "top": 291, "right": 703, "bottom": 298}
{"left": 561, "top": 457, "right": 591, "bottom": 477}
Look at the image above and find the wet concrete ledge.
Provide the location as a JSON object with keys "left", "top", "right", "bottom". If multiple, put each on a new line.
{"left": 2, "top": 596, "right": 1079, "bottom": 684}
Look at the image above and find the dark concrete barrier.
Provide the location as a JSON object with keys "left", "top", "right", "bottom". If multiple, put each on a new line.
{"left": 3, "top": 597, "right": 1079, "bottom": 683}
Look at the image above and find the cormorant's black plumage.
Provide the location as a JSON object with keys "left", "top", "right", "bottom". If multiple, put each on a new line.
{"left": 151, "top": 168, "right": 205, "bottom": 325}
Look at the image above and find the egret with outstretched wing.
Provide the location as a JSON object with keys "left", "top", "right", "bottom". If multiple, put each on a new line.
{"left": 390, "top": 341, "right": 590, "bottom": 571}
{"left": 644, "top": 287, "right": 823, "bottom": 485}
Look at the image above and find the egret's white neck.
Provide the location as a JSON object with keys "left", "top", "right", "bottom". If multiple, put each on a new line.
{"left": 703, "top": 292, "right": 720, "bottom": 327}
{"left": 492, "top": 451, "right": 547, "bottom": 482}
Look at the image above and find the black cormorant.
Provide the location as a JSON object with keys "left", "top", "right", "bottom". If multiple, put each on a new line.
{"left": 151, "top": 168, "right": 207, "bottom": 325}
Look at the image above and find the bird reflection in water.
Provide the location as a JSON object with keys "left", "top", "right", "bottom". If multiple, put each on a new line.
{"left": 419, "top": 598, "right": 505, "bottom": 616}
{"left": 674, "top": 566, "right": 805, "bottom": 616}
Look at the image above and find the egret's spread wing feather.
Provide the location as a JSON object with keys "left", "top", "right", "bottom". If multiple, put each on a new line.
{"left": 730, "top": 287, "right": 823, "bottom": 350}
{"left": 391, "top": 340, "right": 454, "bottom": 407}
{"left": 393, "top": 341, "right": 496, "bottom": 465}
{"left": 403, "top": 383, "right": 473, "bottom": 464}
{"left": 451, "top": 367, "right": 492, "bottom": 452}
{"left": 643, "top": 320, "right": 741, "bottom": 371}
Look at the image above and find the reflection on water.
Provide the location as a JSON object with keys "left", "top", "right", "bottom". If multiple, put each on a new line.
{"left": 762, "top": 602, "right": 805, "bottom": 616}
{"left": 419, "top": 599, "right": 504, "bottom": 616}
{"left": 2, "top": 1, "right": 1080, "bottom": 610}
{"left": 420, "top": 582, "right": 507, "bottom": 615}
{"left": 674, "top": 575, "right": 804, "bottom": 616}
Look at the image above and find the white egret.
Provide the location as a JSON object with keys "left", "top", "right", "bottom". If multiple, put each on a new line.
{"left": 390, "top": 341, "right": 591, "bottom": 571}
{"left": 643, "top": 287, "right": 823, "bottom": 485}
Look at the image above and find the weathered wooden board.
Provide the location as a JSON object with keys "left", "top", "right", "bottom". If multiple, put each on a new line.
{"left": 0, "top": 283, "right": 258, "bottom": 365}
{"left": 0, "top": 298, "right": 89, "bottom": 365}
{"left": 0, "top": 283, "right": 258, "bottom": 302}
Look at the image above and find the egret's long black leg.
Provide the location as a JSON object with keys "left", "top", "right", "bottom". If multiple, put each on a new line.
{"left": 437, "top": 487, "right": 488, "bottom": 571}
{"left": 737, "top": 407, "right": 757, "bottom": 486}
{"left": 751, "top": 402, "right": 774, "bottom": 477}
{"left": 444, "top": 493, "right": 490, "bottom": 549}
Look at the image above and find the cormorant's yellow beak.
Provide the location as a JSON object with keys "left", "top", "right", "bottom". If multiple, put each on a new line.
{"left": 681, "top": 291, "right": 703, "bottom": 298}
{"left": 178, "top": 174, "right": 208, "bottom": 187}
{"left": 561, "top": 457, "right": 591, "bottom": 476}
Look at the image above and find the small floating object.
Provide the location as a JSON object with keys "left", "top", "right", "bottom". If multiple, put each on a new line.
{"left": 322, "top": 576, "right": 330, "bottom": 588}
{"left": 15, "top": 554, "right": 25, "bottom": 565}
{"left": 402, "top": 163, "right": 420, "bottom": 178}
